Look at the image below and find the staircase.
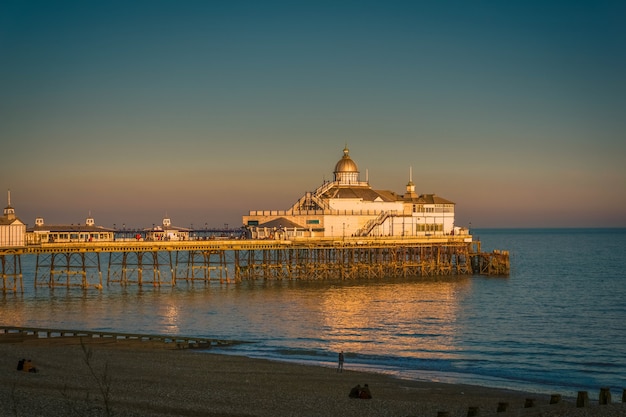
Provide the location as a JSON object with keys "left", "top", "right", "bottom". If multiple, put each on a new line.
{"left": 289, "top": 181, "right": 335, "bottom": 211}
{"left": 355, "top": 211, "right": 391, "bottom": 236}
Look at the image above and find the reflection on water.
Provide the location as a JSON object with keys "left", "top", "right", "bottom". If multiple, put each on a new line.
{"left": 3, "top": 229, "right": 626, "bottom": 396}
{"left": 319, "top": 279, "right": 472, "bottom": 359}
{"left": 1, "top": 274, "right": 472, "bottom": 361}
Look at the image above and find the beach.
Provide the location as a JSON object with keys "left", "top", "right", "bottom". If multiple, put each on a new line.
{"left": 1, "top": 335, "right": 624, "bottom": 417}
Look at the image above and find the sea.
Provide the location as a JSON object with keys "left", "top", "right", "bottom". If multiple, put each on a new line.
{"left": 2, "top": 228, "right": 625, "bottom": 399}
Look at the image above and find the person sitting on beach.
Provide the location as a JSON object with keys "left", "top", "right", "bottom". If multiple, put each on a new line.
{"left": 359, "top": 384, "right": 372, "bottom": 399}
{"left": 348, "top": 384, "right": 361, "bottom": 398}
{"left": 22, "top": 359, "right": 38, "bottom": 373}
{"left": 16, "top": 358, "right": 25, "bottom": 371}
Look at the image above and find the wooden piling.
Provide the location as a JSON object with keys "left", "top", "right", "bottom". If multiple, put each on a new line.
{"left": 549, "top": 394, "right": 561, "bottom": 404}
{"left": 467, "top": 406, "right": 479, "bottom": 416}
{"left": 599, "top": 387, "right": 611, "bottom": 405}
{"left": 576, "top": 391, "right": 589, "bottom": 408}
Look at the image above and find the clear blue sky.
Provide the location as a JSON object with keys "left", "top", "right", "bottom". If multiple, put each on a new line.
{"left": 1, "top": 1, "right": 625, "bottom": 229}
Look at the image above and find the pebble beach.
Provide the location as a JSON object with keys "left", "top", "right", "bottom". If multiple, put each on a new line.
{"left": 1, "top": 335, "right": 624, "bottom": 417}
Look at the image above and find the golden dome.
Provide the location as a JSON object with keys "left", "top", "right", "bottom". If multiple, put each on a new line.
{"left": 334, "top": 147, "right": 359, "bottom": 174}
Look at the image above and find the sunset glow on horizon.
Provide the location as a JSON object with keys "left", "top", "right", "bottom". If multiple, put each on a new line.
{"left": 1, "top": 1, "right": 624, "bottom": 229}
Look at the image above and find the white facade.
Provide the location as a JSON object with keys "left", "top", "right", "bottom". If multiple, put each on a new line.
{"left": 0, "top": 191, "right": 26, "bottom": 247}
{"left": 243, "top": 147, "right": 460, "bottom": 239}
{"left": 26, "top": 216, "right": 115, "bottom": 244}
{"left": 144, "top": 217, "right": 190, "bottom": 241}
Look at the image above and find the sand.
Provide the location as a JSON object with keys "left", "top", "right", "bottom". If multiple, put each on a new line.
{"left": 1, "top": 335, "right": 624, "bottom": 417}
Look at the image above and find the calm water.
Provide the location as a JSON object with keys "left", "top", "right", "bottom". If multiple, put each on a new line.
{"left": 2, "top": 228, "right": 625, "bottom": 398}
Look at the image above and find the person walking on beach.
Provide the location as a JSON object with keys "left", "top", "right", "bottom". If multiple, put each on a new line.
{"left": 337, "top": 351, "right": 344, "bottom": 373}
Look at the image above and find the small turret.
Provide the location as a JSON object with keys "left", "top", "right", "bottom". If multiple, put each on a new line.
{"left": 404, "top": 167, "right": 418, "bottom": 199}
{"left": 3, "top": 190, "right": 16, "bottom": 220}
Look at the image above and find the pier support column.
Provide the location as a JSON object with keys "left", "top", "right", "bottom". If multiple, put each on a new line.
{"left": 0, "top": 253, "right": 22, "bottom": 293}
{"left": 35, "top": 252, "right": 101, "bottom": 289}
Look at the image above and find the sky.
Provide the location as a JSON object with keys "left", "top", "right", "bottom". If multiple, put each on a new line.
{"left": 1, "top": 0, "right": 625, "bottom": 229}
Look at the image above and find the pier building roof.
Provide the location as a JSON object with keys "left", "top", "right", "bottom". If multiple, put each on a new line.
{"left": 27, "top": 224, "right": 115, "bottom": 232}
{"left": 334, "top": 146, "right": 359, "bottom": 173}
{"left": 0, "top": 212, "right": 23, "bottom": 226}
{"left": 27, "top": 215, "right": 114, "bottom": 233}
{"left": 322, "top": 185, "right": 399, "bottom": 202}
{"left": 254, "top": 217, "right": 304, "bottom": 230}
{"left": 143, "top": 217, "right": 189, "bottom": 232}
{"left": 403, "top": 193, "right": 454, "bottom": 205}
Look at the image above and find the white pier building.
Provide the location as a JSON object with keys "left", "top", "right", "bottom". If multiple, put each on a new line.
{"left": 243, "top": 147, "right": 462, "bottom": 240}
{"left": 144, "top": 217, "right": 190, "bottom": 241}
{"left": 0, "top": 191, "right": 26, "bottom": 247}
{"left": 26, "top": 215, "right": 115, "bottom": 244}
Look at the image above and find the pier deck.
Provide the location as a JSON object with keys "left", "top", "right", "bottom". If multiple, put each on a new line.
{"left": 0, "top": 237, "right": 509, "bottom": 292}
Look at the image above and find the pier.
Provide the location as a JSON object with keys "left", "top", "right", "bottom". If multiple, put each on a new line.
{"left": 1, "top": 147, "right": 512, "bottom": 293}
{"left": 0, "top": 237, "right": 509, "bottom": 292}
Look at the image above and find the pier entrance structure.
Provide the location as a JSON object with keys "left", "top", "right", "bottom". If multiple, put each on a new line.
{"left": 243, "top": 147, "right": 457, "bottom": 240}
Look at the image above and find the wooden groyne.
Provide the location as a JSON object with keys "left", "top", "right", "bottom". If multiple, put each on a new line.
{"left": 0, "top": 237, "right": 509, "bottom": 291}
{"left": 0, "top": 326, "right": 247, "bottom": 349}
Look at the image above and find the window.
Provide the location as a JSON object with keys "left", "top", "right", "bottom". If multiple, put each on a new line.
{"left": 417, "top": 224, "right": 443, "bottom": 232}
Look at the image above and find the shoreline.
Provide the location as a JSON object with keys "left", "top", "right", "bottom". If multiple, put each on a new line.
{"left": 1, "top": 336, "right": 624, "bottom": 416}
{"left": 230, "top": 352, "right": 581, "bottom": 399}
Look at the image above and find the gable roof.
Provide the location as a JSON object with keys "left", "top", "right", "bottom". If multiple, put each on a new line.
{"left": 0, "top": 217, "right": 25, "bottom": 226}
{"left": 27, "top": 224, "right": 115, "bottom": 232}
{"left": 403, "top": 193, "right": 455, "bottom": 204}
{"left": 256, "top": 217, "right": 305, "bottom": 229}
{"left": 144, "top": 225, "right": 190, "bottom": 232}
{"left": 323, "top": 186, "right": 400, "bottom": 202}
